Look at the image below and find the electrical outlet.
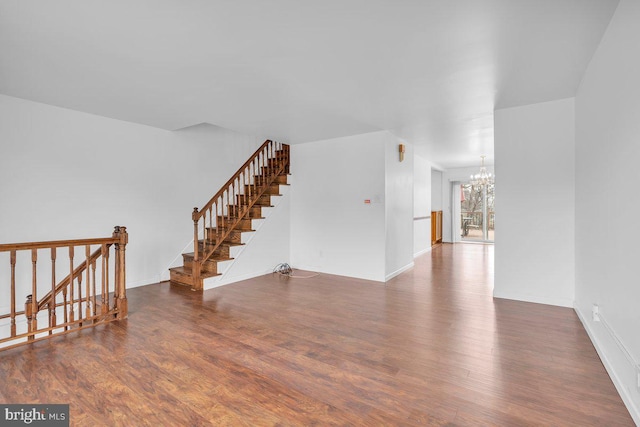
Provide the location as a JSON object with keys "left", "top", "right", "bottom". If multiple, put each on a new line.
{"left": 592, "top": 304, "right": 600, "bottom": 322}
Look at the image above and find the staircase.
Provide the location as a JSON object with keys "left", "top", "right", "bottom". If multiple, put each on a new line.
{"left": 170, "top": 140, "right": 290, "bottom": 291}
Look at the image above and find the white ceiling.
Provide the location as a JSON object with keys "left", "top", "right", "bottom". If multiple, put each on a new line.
{"left": 0, "top": 0, "right": 618, "bottom": 168}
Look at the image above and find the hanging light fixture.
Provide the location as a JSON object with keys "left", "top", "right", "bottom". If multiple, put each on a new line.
{"left": 470, "top": 155, "right": 494, "bottom": 186}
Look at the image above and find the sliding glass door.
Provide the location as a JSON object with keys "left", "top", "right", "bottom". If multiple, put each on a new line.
{"left": 460, "top": 182, "right": 494, "bottom": 242}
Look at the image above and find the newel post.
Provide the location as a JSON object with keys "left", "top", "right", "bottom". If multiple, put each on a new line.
{"left": 192, "top": 208, "right": 199, "bottom": 262}
{"left": 25, "top": 295, "right": 34, "bottom": 340}
{"left": 113, "top": 226, "right": 128, "bottom": 319}
{"left": 192, "top": 208, "right": 201, "bottom": 289}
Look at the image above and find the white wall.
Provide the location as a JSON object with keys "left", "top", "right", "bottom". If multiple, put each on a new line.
{"left": 385, "top": 140, "right": 414, "bottom": 280}
{"left": 574, "top": 0, "right": 640, "bottom": 421}
{"left": 431, "top": 169, "right": 443, "bottom": 211}
{"left": 413, "top": 154, "right": 431, "bottom": 257}
{"left": 0, "top": 94, "right": 266, "bottom": 295}
{"left": 290, "top": 132, "right": 387, "bottom": 282}
{"left": 494, "top": 98, "right": 575, "bottom": 307}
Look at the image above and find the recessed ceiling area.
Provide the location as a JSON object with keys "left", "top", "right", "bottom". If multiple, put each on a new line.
{"left": 0, "top": 0, "right": 619, "bottom": 168}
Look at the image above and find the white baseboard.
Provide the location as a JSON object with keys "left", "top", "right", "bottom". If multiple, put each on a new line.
{"left": 492, "top": 289, "right": 574, "bottom": 308}
{"left": 159, "top": 270, "right": 171, "bottom": 282}
{"left": 127, "top": 275, "right": 163, "bottom": 289}
{"left": 203, "top": 269, "right": 273, "bottom": 290}
{"left": 385, "top": 262, "right": 414, "bottom": 282}
{"left": 282, "top": 263, "right": 386, "bottom": 283}
{"left": 413, "top": 247, "right": 432, "bottom": 258}
{"left": 575, "top": 305, "right": 640, "bottom": 425}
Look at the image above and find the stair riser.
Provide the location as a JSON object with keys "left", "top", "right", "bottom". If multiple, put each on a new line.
{"left": 205, "top": 228, "right": 243, "bottom": 244}
{"left": 170, "top": 270, "right": 197, "bottom": 288}
{"left": 246, "top": 206, "right": 263, "bottom": 217}
{"left": 265, "top": 159, "right": 285, "bottom": 168}
{"left": 257, "top": 168, "right": 286, "bottom": 178}
{"left": 216, "top": 216, "right": 253, "bottom": 231}
{"left": 245, "top": 183, "right": 280, "bottom": 195}
{"left": 195, "top": 243, "right": 230, "bottom": 259}
{"left": 183, "top": 257, "right": 218, "bottom": 275}
{"left": 254, "top": 174, "right": 288, "bottom": 185}
{"left": 237, "top": 194, "right": 272, "bottom": 206}
{"left": 223, "top": 205, "right": 263, "bottom": 219}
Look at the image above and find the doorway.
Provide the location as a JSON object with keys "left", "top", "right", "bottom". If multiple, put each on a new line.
{"left": 460, "top": 182, "right": 494, "bottom": 242}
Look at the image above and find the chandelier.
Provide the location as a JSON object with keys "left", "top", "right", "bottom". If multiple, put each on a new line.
{"left": 470, "top": 155, "right": 494, "bottom": 186}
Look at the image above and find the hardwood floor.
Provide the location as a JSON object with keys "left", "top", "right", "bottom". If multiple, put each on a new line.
{"left": 0, "top": 244, "right": 633, "bottom": 426}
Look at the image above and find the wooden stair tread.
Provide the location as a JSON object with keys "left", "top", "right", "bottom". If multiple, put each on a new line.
{"left": 243, "top": 195, "right": 275, "bottom": 199}
{"left": 169, "top": 266, "right": 220, "bottom": 279}
{"left": 218, "top": 215, "right": 265, "bottom": 220}
{"left": 193, "top": 241, "right": 245, "bottom": 248}
{"left": 204, "top": 229, "right": 256, "bottom": 234}
{"left": 183, "top": 252, "right": 236, "bottom": 262}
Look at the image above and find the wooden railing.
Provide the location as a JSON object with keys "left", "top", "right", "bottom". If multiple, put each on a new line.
{"left": 0, "top": 226, "right": 128, "bottom": 351}
{"left": 461, "top": 211, "right": 495, "bottom": 229}
{"left": 191, "top": 140, "right": 289, "bottom": 284}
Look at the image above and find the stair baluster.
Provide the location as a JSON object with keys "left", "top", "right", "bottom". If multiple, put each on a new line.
{"left": 49, "top": 247, "right": 56, "bottom": 334}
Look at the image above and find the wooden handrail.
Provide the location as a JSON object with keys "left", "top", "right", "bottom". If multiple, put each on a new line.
{"left": 194, "top": 139, "right": 273, "bottom": 221}
{"left": 0, "top": 237, "right": 118, "bottom": 252}
{"left": 0, "top": 226, "right": 128, "bottom": 351}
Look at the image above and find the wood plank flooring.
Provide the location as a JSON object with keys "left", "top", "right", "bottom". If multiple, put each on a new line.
{"left": 0, "top": 243, "right": 633, "bottom": 426}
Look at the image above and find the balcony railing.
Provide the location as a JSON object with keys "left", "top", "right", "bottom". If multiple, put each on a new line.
{"left": 0, "top": 227, "right": 128, "bottom": 351}
{"left": 461, "top": 211, "right": 495, "bottom": 239}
